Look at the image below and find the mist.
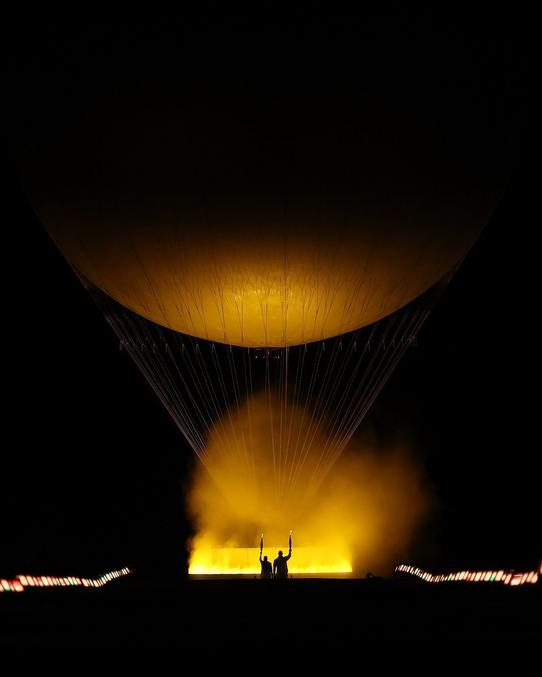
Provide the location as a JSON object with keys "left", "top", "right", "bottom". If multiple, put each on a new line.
{"left": 188, "top": 391, "right": 432, "bottom": 575}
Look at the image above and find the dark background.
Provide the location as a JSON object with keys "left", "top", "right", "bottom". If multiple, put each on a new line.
{"left": 2, "top": 10, "right": 536, "bottom": 578}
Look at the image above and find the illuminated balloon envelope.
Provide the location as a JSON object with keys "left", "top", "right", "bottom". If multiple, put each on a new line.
{"left": 22, "top": 87, "right": 497, "bottom": 496}
{"left": 27, "top": 91, "right": 489, "bottom": 347}
{"left": 12, "top": 25, "right": 512, "bottom": 497}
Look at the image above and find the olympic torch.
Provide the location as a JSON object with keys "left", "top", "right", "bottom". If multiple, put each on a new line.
{"left": 260, "top": 533, "right": 263, "bottom": 557}
{"left": 289, "top": 529, "right": 292, "bottom": 552}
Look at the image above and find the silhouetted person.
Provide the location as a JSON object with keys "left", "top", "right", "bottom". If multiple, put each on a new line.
{"left": 259, "top": 554, "right": 272, "bottom": 579}
{"left": 273, "top": 548, "right": 291, "bottom": 579}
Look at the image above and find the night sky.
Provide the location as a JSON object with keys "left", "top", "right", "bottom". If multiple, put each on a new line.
{"left": 2, "top": 11, "right": 536, "bottom": 579}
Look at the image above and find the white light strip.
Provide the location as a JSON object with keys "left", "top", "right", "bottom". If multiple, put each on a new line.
{"left": 0, "top": 568, "right": 132, "bottom": 593}
{"left": 394, "top": 563, "right": 539, "bottom": 586}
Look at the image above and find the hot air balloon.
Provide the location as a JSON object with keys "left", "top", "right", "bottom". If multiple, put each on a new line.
{"left": 11, "top": 16, "right": 515, "bottom": 528}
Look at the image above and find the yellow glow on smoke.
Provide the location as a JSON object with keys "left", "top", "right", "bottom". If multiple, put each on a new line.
{"left": 188, "top": 393, "right": 431, "bottom": 576}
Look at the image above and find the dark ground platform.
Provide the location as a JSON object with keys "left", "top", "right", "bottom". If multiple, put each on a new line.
{"left": 1, "top": 577, "right": 540, "bottom": 651}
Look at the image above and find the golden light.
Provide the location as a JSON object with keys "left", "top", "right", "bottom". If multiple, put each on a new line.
{"left": 40, "top": 219, "right": 478, "bottom": 347}
{"left": 188, "top": 392, "right": 431, "bottom": 576}
{"left": 189, "top": 547, "right": 352, "bottom": 576}
{"left": 24, "top": 92, "right": 490, "bottom": 348}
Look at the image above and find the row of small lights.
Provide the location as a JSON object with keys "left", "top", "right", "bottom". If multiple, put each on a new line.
{"left": 394, "top": 563, "right": 540, "bottom": 586}
{"left": 0, "top": 567, "right": 132, "bottom": 593}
